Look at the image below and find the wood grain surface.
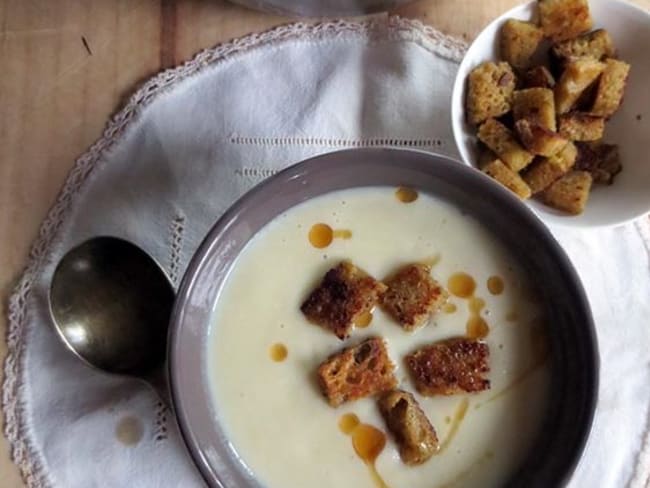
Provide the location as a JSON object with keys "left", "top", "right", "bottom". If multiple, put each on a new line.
{"left": 1, "top": 0, "right": 648, "bottom": 486}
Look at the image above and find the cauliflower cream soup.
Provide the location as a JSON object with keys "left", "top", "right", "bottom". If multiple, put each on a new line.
{"left": 208, "top": 186, "right": 550, "bottom": 488}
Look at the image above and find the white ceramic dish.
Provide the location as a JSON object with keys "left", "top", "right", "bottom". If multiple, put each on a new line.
{"left": 451, "top": 0, "right": 650, "bottom": 228}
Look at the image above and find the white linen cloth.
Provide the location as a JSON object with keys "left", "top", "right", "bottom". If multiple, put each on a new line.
{"left": 3, "top": 17, "right": 650, "bottom": 488}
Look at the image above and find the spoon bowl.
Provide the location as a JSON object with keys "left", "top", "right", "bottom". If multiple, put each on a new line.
{"left": 49, "top": 236, "right": 174, "bottom": 380}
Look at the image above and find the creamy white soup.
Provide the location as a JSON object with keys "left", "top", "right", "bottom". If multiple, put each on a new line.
{"left": 209, "top": 187, "right": 550, "bottom": 488}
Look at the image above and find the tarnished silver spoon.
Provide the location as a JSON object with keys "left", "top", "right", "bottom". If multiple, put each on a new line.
{"left": 49, "top": 236, "right": 174, "bottom": 406}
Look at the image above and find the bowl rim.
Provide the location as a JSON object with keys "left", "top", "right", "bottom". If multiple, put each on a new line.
{"left": 450, "top": 0, "right": 650, "bottom": 228}
{"left": 168, "top": 147, "right": 599, "bottom": 488}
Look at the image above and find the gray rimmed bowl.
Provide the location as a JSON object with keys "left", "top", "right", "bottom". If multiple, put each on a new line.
{"left": 169, "top": 148, "right": 598, "bottom": 488}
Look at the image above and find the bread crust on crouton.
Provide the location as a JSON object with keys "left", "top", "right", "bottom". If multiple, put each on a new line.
{"left": 378, "top": 390, "right": 439, "bottom": 465}
{"left": 551, "top": 29, "right": 615, "bottom": 64}
{"left": 482, "top": 159, "right": 532, "bottom": 199}
{"left": 524, "top": 66, "right": 556, "bottom": 89}
{"left": 543, "top": 170, "right": 593, "bottom": 214}
{"left": 381, "top": 264, "right": 448, "bottom": 331}
{"left": 539, "top": 0, "right": 593, "bottom": 42}
{"left": 555, "top": 59, "right": 605, "bottom": 114}
{"left": 466, "top": 62, "right": 516, "bottom": 125}
{"left": 515, "top": 118, "right": 568, "bottom": 157}
{"left": 478, "top": 118, "right": 534, "bottom": 171}
{"left": 405, "top": 338, "right": 490, "bottom": 396}
{"left": 522, "top": 141, "right": 577, "bottom": 193}
{"left": 513, "top": 88, "right": 557, "bottom": 131}
{"left": 301, "top": 261, "right": 387, "bottom": 340}
{"left": 575, "top": 142, "right": 622, "bottom": 184}
{"left": 317, "top": 337, "right": 397, "bottom": 407}
{"left": 590, "top": 59, "right": 630, "bottom": 118}
{"left": 500, "top": 19, "right": 544, "bottom": 70}
{"left": 558, "top": 113, "right": 605, "bottom": 141}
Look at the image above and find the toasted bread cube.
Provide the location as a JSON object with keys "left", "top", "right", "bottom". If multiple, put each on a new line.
{"left": 552, "top": 29, "right": 615, "bottom": 64}
{"left": 522, "top": 141, "right": 578, "bottom": 193}
{"left": 406, "top": 338, "right": 490, "bottom": 396}
{"left": 477, "top": 118, "right": 534, "bottom": 171}
{"left": 590, "top": 59, "right": 630, "bottom": 118}
{"left": 483, "top": 159, "right": 532, "bottom": 199}
{"left": 378, "top": 390, "right": 439, "bottom": 465}
{"left": 500, "top": 19, "right": 544, "bottom": 69}
{"left": 381, "top": 264, "right": 448, "bottom": 331}
{"left": 301, "top": 262, "right": 387, "bottom": 340}
{"left": 539, "top": 0, "right": 593, "bottom": 42}
{"left": 543, "top": 170, "right": 593, "bottom": 214}
{"left": 317, "top": 337, "right": 397, "bottom": 407}
{"left": 575, "top": 142, "right": 622, "bottom": 184}
{"left": 478, "top": 149, "right": 501, "bottom": 169}
{"left": 466, "top": 62, "right": 516, "bottom": 125}
{"left": 555, "top": 59, "right": 605, "bottom": 114}
{"left": 512, "top": 88, "right": 557, "bottom": 131}
{"left": 558, "top": 113, "right": 605, "bottom": 141}
{"left": 524, "top": 66, "right": 556, "bottom": 89}
{"left": 515, "top": 118, "right": 568, "bottom": 156}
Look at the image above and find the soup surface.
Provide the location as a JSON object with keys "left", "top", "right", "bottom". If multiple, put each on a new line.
{"left": 209, "top": 187, "right": 550, "bottom": 488}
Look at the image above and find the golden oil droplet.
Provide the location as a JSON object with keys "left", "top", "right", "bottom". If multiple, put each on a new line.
{"left": 395, "top": 187, "right": 418, "bottom": 203}
{"left": 468, "top": 297, "right": 485, "bottom": 315}
{"left": 308, "top": 223, "right": 333, "bottom": 248}
{"left": 333, "top": 229, "right": 352, "bottom": 239}
{"left": 352, "top": 424, "right": 386, "bottom": 464}
{"left": 339, "top": 413, "right": 360, "bottom": 435}
{"left": 269, "top": 343, "right": 288, "bottom": 362}
{"left": 487, "top": 276, "right": 505, "bottom": 295}
{"left": 448, "top": 272, "right": 476, "bottom": 298}
{"left": 467, "top": 316, "right": 490, "bottom": 339}
{"left": 354, "top": 311, "right": 373, "bottom": 328}
{"left": 443, "top": 303, "right": 457, "bottom": 314}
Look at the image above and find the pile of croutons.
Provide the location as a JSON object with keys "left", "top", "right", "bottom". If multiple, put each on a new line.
{"left": 466, "top": 0, "right": 630, "bottom": 215}
{"left": 301, "top": 261, "right": 490, "bottom": 466}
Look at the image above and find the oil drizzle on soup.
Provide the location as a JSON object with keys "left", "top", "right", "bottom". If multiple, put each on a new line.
{"left": 395, "top": 187, "right": 419, "bottom": 203}
{"left": 269, "top": 343, "right": 288, "bottom": 362}
{"left": 438, "top": 398, "right": 469, "bottom": 453}
{"left": 339, "top": 414, "right": 390, "bottom": 488}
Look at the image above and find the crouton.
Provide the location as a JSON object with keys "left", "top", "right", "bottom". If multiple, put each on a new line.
{"left": 522, "top": 141, "right": 578, "bottom": 193}
{"left": 551, "top": 29, "right": 615, "bottom": 64}
{"left": 500, "top": 19, "right": 544, "bottom": 69}
{"left": 555, "top": 59, "right": 605, "bottom": 114}
{"left": 317, "top": 337, "right": 397, "bottom": 407}
{"left": 539, "top": 0, "right": 593, "bottom": 42}
{"left": 512, "top": 88, "right": 557, "bottom": 131}
{"left": 543, "top": 170, "right": 593, "bottom": 214}
{"left": 477, "top": 118, "right": 534, "bottom": 171}
{"left": 381, "top": 264, "right": 448, "bottom": 331}
{"left": 466, "top": 62, "right": 517, "bottom": 125}
{"left": 482, "top": 159, "right": 532, "bottom": 199}
{"left": 301, "top": 262, "right": 387, "bottom": 340}
{"left": 378, "top": 390, "right": 439, "bottom": 465}
{"left": 524, "top": 66, "right": 556, "bottom": 89}
{"left": 515, "top": 118, "right": 568, "bottom": 156}
{"left": 590, "top": 59, "right": 630, "bottom": 118}
{"left": 558, "top": 113, "right": 605, "bottom": 141}
{"left": 405, "top": 338, "right": 490, "bottom": 396}
{"left": 478, "top": 149, "right": 501, "bottom": 169}
{"left": 575, "top": 142, "right": 622, "bottom": 184}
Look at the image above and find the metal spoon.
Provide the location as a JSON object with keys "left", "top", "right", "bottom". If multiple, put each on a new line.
{"left": 49, "top": 236, "right": 175, "bottom": 406}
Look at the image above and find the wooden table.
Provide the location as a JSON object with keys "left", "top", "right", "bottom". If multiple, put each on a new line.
{"left": 1, "top": 0, "right": 648, "bottom": 485}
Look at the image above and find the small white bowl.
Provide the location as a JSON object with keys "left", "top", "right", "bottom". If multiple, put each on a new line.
{"left": 451, "top": 0, "right": 650, "bottom": 228}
